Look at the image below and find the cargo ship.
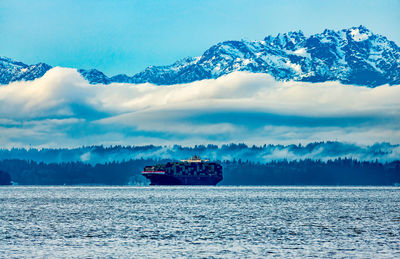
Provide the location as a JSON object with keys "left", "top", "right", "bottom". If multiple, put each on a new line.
{"left": 142, "top": 156, "right": 223, "bottom": 185}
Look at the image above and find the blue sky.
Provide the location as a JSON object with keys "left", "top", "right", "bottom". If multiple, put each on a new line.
{"left": 1, "top": 0, "right": 399, "bottom": 75}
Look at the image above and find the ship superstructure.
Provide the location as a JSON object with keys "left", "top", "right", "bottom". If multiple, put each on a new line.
{"left": 142, "top": 156, "right": 222, "bottom": 185}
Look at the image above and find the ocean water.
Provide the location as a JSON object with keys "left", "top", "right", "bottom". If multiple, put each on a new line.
{"left": 0, "top": 187, "right": 399, "bottom": 258}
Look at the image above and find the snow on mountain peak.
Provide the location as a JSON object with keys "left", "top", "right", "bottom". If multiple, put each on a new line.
{"left": 1, "top": 26, "right": 399, "bottom": 87}
{"left": 349, "top": 26, "right": 371, "bottom": 42}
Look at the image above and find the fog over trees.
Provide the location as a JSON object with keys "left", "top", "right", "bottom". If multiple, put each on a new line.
{"left": 1, "top": 142, "right": 399, "bottom": 164}
{"left": 0, "top": 142, "right": 399, "bottom": 186}
{"left": 0, "top": 158, "right": 399, "bottom": 186}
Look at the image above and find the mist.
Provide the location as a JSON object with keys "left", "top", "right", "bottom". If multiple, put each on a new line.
{"left": 0, "top": 67, "right": 399, "bottom": 147}
{"left": 1, "top": 142, "right": 399, "bottom": 164}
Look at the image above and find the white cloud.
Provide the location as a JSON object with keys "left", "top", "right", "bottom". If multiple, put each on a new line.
{"left": 0, "top": 67, "right": 399, "bottom": 147}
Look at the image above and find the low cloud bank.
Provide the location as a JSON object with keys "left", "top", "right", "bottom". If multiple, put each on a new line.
{"left": 0, "top": 67, "right": 399, "bottom": 148}
{"left": 1, "top": 142, "right": 399, "bottom": 163}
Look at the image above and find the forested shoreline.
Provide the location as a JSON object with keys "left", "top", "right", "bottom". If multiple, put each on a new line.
{"left": 0, "top": 158, "right": 399, "bottom": 186}
{"left": 1, "top": 142, "right": 399, "bottom": 164}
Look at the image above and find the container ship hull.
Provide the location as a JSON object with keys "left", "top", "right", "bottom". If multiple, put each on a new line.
{"left": 142, "top": 156, "right": 223, "bottom": 186}
{"left": 143, "top": 173, "right": 222, "bottom": 185}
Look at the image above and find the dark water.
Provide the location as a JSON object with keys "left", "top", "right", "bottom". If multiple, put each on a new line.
{"left": 0, "top": 187, "right": 399, "bottom": 258}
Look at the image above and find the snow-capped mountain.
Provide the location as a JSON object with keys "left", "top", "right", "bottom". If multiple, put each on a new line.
{"left": 1, "top": 26, "right": 399, "bottom": 87}
{"left": 0, "top": 57, "right": 51, "bottom": 85}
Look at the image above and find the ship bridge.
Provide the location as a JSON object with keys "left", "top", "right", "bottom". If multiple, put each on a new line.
{"left": 181, "top": 155, "right": 209, "bottom": 163}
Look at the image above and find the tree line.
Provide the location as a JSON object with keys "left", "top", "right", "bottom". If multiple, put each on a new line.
{"left": 0, "top": 142, "right": 397, "bottom": 164}
{"left": 0, "top": 158, "right": 399, "bottom": 186}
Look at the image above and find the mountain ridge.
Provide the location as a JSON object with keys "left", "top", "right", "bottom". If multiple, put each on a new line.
{"left": 1, "top": 25, "right": 399, "bottom": 87}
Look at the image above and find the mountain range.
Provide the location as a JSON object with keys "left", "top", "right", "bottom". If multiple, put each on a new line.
{"left": 1, "top": 25, "right": 399, "bottom": 87}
